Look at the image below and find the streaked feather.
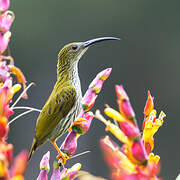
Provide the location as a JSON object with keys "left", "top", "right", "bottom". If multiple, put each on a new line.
{"left": 35, "top": 85, "right": 77, "bottom": 144}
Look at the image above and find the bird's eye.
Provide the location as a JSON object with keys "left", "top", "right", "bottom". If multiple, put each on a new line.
{"left": 71, "top": 45, "right": 78, "bottom": 50}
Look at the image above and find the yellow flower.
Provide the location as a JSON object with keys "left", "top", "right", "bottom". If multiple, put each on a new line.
{"left": 143, "top": 110, "right": 166, "bottom": 152}
{"left": 10, "top": 175, "right": 24, "bottom": 180}
{"left": 148, "top": 153, "right": 160, "bottom": 165}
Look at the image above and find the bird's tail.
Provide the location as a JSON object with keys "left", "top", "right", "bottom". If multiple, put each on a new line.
{"left": 28, "top": 138, "right": 38, "bottom": 161}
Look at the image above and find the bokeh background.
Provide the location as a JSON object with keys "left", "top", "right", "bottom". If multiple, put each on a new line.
{"left": 7, "top": 0, "right": 180, "bottom": 179}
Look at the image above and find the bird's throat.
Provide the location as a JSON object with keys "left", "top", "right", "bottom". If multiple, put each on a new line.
{"left": 57, "top": 61, "right": 81, "bottom": 88}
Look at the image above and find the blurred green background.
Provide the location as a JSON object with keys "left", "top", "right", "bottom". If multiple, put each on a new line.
{"left": 7, "top": 0, "right": 179, "bottom": 179}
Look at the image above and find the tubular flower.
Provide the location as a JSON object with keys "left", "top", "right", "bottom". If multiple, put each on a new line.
{"left": 38, "top": 152, "right": 87, "bottom": 180}
{"left": 37, "top": 151, "right": 50, "bottom": 180}
{"left": 60, "top": 131, "right": 78, "bottom": 157}
{"left": 0, "top": 31, "right": 11, "bottom": 54}
{"left": 82, "top": 88, "right": 97, "bottom": 111}
{"left": 144, "top": 90, "right": 154, "bottom": 118}
{"left": 142, "top": 110, "right": 166, "bottom": 153}
{"left": 115, "top": 85, "right": 135, "bottom": 121}
{"left": 95, "top": 86, "right": 165, "bottom": 180}
{"left": 0, "top": 0, "right": 10, "bottom": 12}
{"left": 0, "top": 10, "right": 15, "bottom": 32}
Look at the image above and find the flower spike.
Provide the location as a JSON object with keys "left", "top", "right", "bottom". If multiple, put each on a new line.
{"left": 96, "top": 87, "right": 165, "bottom": 179}
{"left": 59, "top": 68, "right": 112, "bottom": 165}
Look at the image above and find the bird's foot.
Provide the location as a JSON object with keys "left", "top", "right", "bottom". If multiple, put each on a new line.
{"left": 68, "top": 118, "right": 88, "bottom": 132}
{"left": 51, "top": 141, "right": 69, "bottom": 166}
{"left": 56, "top": 151, "right": 69, "bottom": 166}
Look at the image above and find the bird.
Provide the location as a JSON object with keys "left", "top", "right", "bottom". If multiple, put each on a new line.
{"left": 29, "top": 37, "right": 120, "bottom": 165}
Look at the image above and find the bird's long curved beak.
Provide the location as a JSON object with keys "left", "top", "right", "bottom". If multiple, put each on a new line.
{"left": 83, "top": 37, "right": 120, "bottom": 48}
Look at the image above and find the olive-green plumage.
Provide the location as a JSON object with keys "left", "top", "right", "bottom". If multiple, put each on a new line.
{"left": 29, "top": 37, "right": 119, "bottom": 160}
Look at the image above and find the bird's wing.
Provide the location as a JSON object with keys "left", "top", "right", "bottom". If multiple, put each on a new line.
{"left": 35, "top": 86, "right": 77, "bottom": 142}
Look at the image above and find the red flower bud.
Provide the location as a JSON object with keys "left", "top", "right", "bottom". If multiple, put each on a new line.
{"left": 60, "top": 131, "right": 77, "bottom": 156}
{"left": 118, "top": 99, "right": 135, "bottom": 119}
{"left": 120, "top": 120, "right": 140, "bottom": 139}
{"left": 82, "top": 88, "right": 97, "bottom": 111}
{"left": 131, "top": 140, "right": 148, "bottom": 163}
{"left": 115, "top": 85, "right": 129, "bottom": 100}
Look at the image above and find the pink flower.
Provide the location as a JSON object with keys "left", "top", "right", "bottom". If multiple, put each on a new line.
{"left": 37, "top": 151, "right": 50, "bottom": 180}
{"left": 0, "top": 141, "right": 13, "bottom": 164}
{"left": 10, "top": 150, "right": 28, "bottom": 177}
{"left": 0, "top": 0, "right": 10, "bottom": 12}
{"left": 131, "top": 140, "right": 148, "bottom": 163}
{"left": 0, "top": 11, "right": 14, "bottom": 32}
{"left": 60, "top": 131, "right": 77, "bottom": 156}
{"left": 115, "top": 85, "right": 135, "bottom": 120}
{"left": 98, "top": 68, "right": 112, "bottom": 81}
{"left": 118, "top": 99, "right": 135, "bottom": 119}
{"left": 89, "top": 68, "right": 112, "bottom": 94}
{"left": 0, "top": 117, "right": 9, "bottom": 139}
{"left": 0, "top": 31, "right": 11, "bottom": 54}
{"left": 82, "top": 88, "right": 97, "bottom": 111}
{"left": 120, "top": 120, "right": 140, "bottom": 139}
{"left": 50, "top": 161, "right": 60, "bottom": 180}
{"left": 0, "top": 61, "right": 10, "bottom": 81}
{"left": 39, "top": 151, "right": 50, "bottom": 172}
{"left": 72, "top": 111, "right": 94, "bottom": 134}
{"left": 115, "top": 85, "right": 129, "bottom": 100}
{"left": 37, "top": 169, "right": 48, "bottom": 180}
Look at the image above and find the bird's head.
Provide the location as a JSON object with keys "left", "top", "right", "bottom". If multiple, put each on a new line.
{"left": 58, "top": 37, "right": 120, "bottom": 66}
